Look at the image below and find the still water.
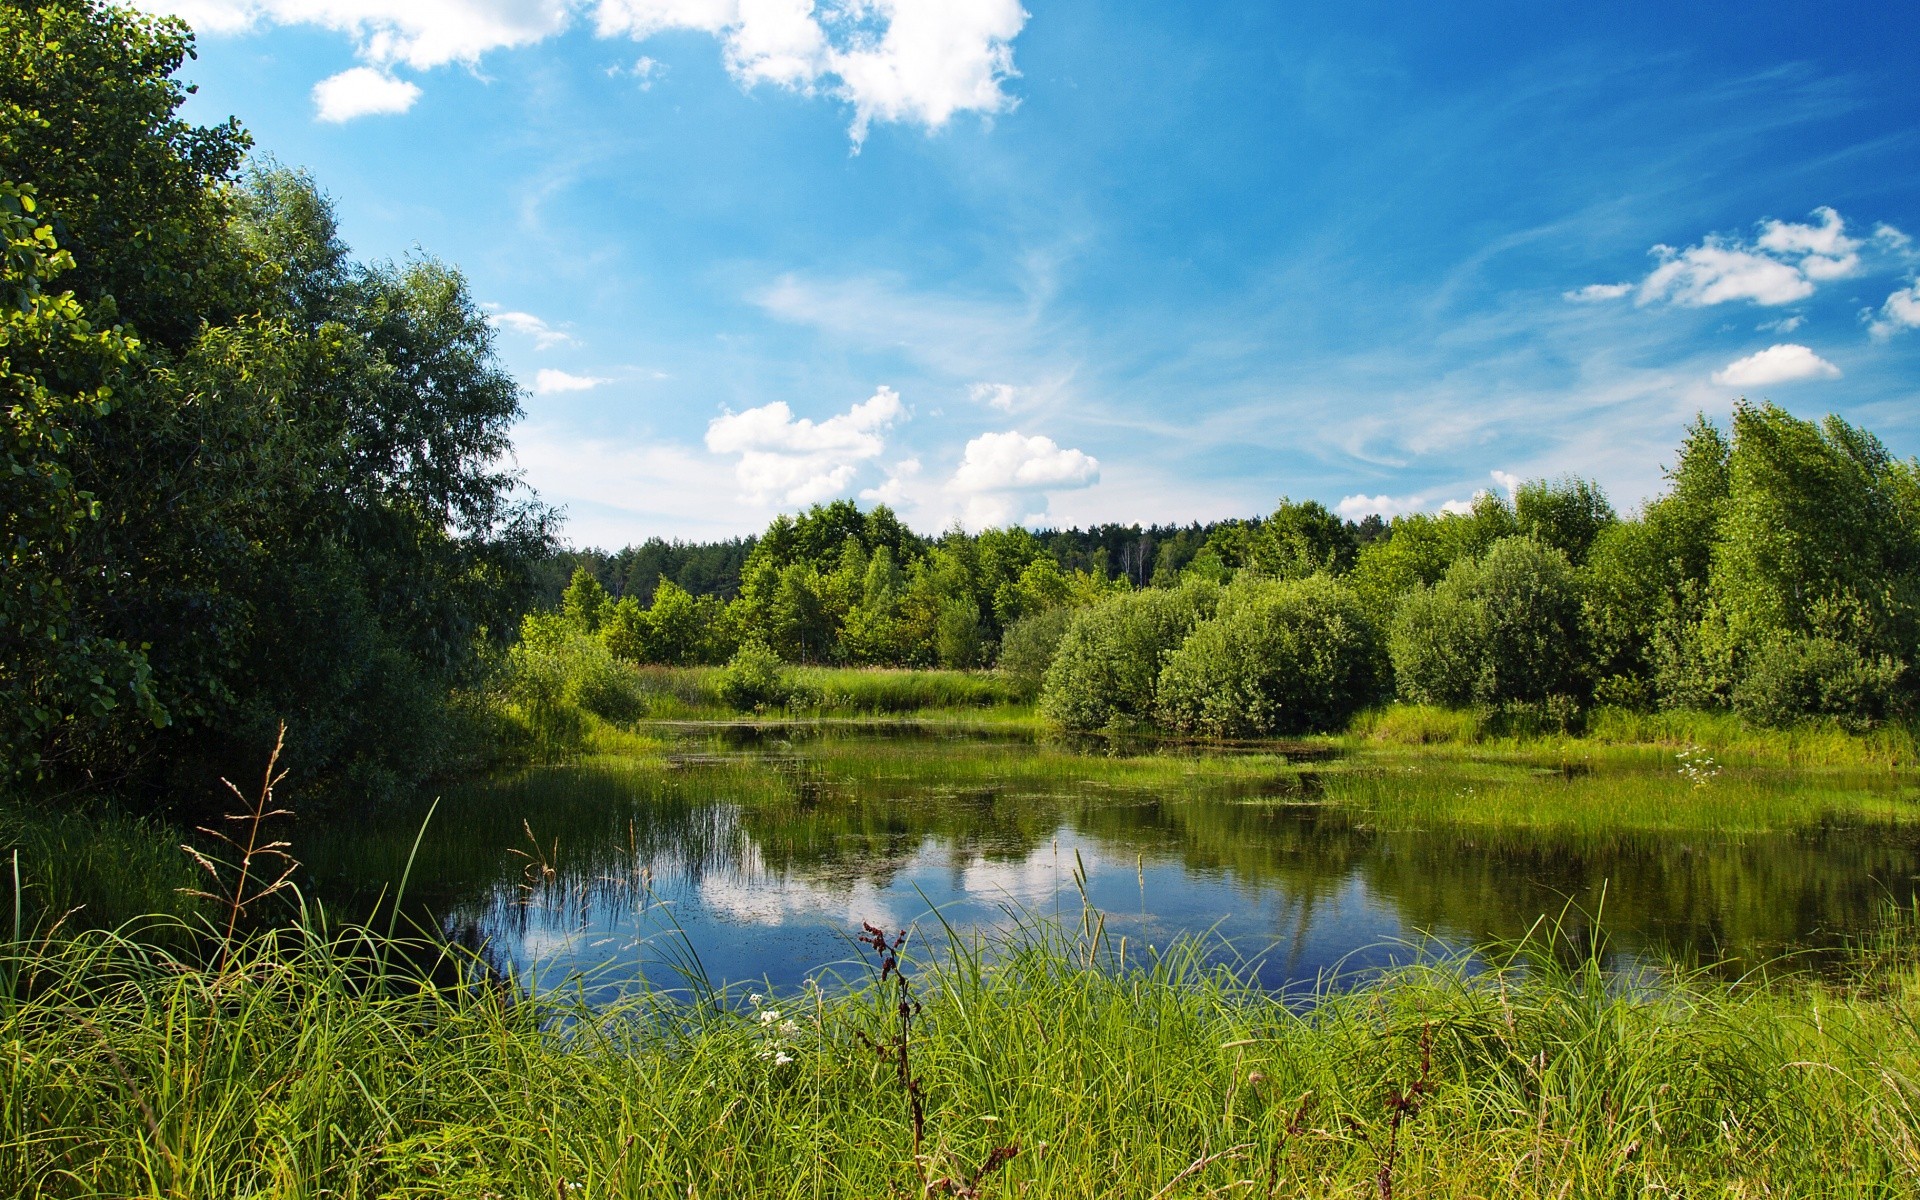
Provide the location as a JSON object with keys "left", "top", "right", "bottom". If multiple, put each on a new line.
{"left": 300, "top": 725, "right": 1920, "bottom": 997}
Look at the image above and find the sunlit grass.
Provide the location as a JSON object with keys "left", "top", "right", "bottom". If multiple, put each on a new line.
{"left": 5, "top": 905, "right": 1920, "bottom": 1197}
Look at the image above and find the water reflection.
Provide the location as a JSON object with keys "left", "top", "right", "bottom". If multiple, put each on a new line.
{"left": 296, "top": 730, "right": 1920, "bottom": 996}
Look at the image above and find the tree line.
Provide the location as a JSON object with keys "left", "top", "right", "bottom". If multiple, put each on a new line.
{"left": 546, "top": 405, "right": 1920, "bottom": 736}
{"left": 2, "top": 1, "right": 552, "bottom": 807}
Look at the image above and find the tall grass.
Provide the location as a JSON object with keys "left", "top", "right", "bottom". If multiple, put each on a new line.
{"left": 1352, "top": 703, "right": 1920, "bottom": 769}
{"left": 4, "top": 904, "right": 1920, "bottom": 1197}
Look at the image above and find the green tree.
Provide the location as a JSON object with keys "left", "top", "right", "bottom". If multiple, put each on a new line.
{"left": 1390, "top": 537, "right": 1584, "bottom": 709}
{"left": 1513, "top": 476, "right": 1614, "bottom": 565}
{"left": 1040, "top": 583, "right": 1219, "bottom": 731}
{"left": 1157, "top": 576, "right": 1381, "bottom": 737}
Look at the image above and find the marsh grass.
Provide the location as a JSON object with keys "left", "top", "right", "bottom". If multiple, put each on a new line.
{"left": 634, "top": 666, "right": 1029, "bottom": 720}
{"left": 5, "top": 900, "right": 1920, "bottom": 1197}
{"left": 1353, "top": 703, "right": 1920, "bottom": 769}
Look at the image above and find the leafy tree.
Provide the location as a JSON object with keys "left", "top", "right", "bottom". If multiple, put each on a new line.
{"left": 1390, "top": 537, "right": 1584, "bottom": 708}
{"left": 998, "top": 609, "right": 1074, "bottom": 699}
{"left": 1, "top": 4, "right": 554, "bottom": 799}
{"left": 0, "top": 183, "right": 160, "bottom": 780}
{"left": 1247, "top": 498, "right": 1356, "bottom": 578}
{"left": 1040, "top": 583, "right": 1218, "bottom": 731}
{"left": 562, "top": 567, "right": 611, "bottom": 632}
{"left": 1157, "top": 576, "right": 1380, "bottom": 736}
{"left": 1513, "top": 476, "right": 1614, "bottom": 565}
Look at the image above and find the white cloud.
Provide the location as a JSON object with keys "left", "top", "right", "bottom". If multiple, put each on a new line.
{"left": 135, "top": 1, "right": 573, "bottom": 70}
{"left": 153, "top": 0, "right": 1028, "bottom": 139}
{"left": 824, "top": 0, "right": 1028, "bottom": 146}
{"left": 488, "top": 307, "right": 579, "bottom": 349}
{"left": 1710, "top": 343, "right": 1841, "bottom": 389}
{"left": 533, "top": 368, "right": 610, "bottom": 394}
{"left": 947, "top": 430, "right": 1097, "bottom": 529}
{"left": 1337, "top": 494, "right": 1422, "bottom": 521}
{"left": 859, "top": 457, "right": 922, "bottom": 506}
{"left": 1639, "top": 242, "right": 1813, "bottom": 307}
{"left": 1438, "top": 494, "right": 1487, "bottom": 516}
{"left": 1563, "top": 282, "right": 1631, "bottom": 303}
{"left": 1758, "top": 315, "right": 1804, "bottom": 334}
{"left": 609, "top": 55, "right": 664, "bottom": 88}
{"left": 1868, "top": 283, "right": 1920, "bottom": 339}
{"left": 1489, "top": 469, "right": 1521, "bottom": 497}
{"left": 1631, "top": 207, "right": 1873, "bottom": 309}
{"left": 1754, "top": 207, "right": 1861, "bottom": 280}
{"left": 311, "top": 67, "right": 420, "bottom": 122}
{"left": 968, "top": 382, "right": 1020, "bottom": 411}
{"left": 705, "top": 386, "right": 904, "bottom": 504}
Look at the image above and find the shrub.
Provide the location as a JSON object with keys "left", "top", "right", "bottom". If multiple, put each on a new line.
{"left": 497, "top": 614, "right": 646, "bottom": 758}
{"left": 1733, "top": 634, "right": 1906, "bottom": 731}
{"left": 1040, "top": 583, "right": 1217, "bottom": 731}
{"left": 997, "top": 609, "right": 1074, "bottom": 699}
{"left": 716, "top": 640, "right": 790, "bottom": 711}
{"left": 1390, "top": 536, "right": 1584, "bottom": 709}
{"left": 1156, "top": 576, "right": 1380, "bottom": 737}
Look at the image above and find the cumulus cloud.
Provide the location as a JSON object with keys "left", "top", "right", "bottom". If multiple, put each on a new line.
{"left": 533, "top": 368, "right": 610, "bottom": 394}
{"left": 859, "top": 457, "right": 922, "bottom": 506}
{"left": 947, "top": 430, "right": 1097, "bottom": 529}
{"left": 488, "top": 307, "right": 579, "bottom": 349}
{"left": 1710, "top": 343, "right": 1841, "bottom": 389}
{"left": 136, "top": 0, "right": 572, "bottom": 69}
{"left": 1618, "top": 207, "right": 1883, "bottom": 309}
{"left": 1868, "top": 283, "right": 1920, "bottom": 339}
{"left": 1563, "top": 283, "right": 1631, "bottom": 303}
{"left": 312, "top": 67, "right": 420, "bottom": 121}
{"left": 139, "top": 0, "right": 1027, "bottom": 140}
{"left": 705, "top": 386, "right": 904, "bottom": 504}
{"left": 1758, "top": 315, "right": 1804, "bottom": 334}
{"left": 1336, "top": 494, "right": 1424, "bottom": 521}
{"left": 1489, "top": 469, "right": 1522, "bottom": 497}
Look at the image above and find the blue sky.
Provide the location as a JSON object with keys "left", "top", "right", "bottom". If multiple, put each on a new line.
{"left": 139, "top": 1, "right": 1920, "bottom": 546}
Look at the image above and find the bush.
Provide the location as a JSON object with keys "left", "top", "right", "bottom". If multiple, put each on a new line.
{"left": 497, "top": 613, "right": 646, "bottom": 759}
{"left": 997, "top": 609, "right": 1075, "bottom": 699}
{"left": 1040, "top": 583, "right": 1217, "bottom": 731}
{"left": 1390, "top": 537, "right": 1583, "bottom": 709}
{"left": 1733, "top": 634, "right": 1906, "bottom": 731}
{"left": 1156, "top": 576, "right": 1380, "bottom": 737}
{"left": 716, "top": 640, "right": 790, "bottom": 712}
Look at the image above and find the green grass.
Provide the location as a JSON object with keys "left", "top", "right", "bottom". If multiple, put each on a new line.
{"left": 632, "top": 665, "right": 1030, "bottom": 720}
{"left": 1351, "top": 703, "right": 1920, "bottom": 769}
{"left": 0, "top": 803, "right": 207, "bottom": 939}
{"left": 5, "top": 906, "right": 1920, "bottom": 1197}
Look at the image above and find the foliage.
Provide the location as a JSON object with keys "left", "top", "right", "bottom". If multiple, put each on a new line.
{"left": 1156, "top": 575, "right": 1381, "bottom": 736}
{"left": 0, "top": 3, "right": 554, "bottom": 803}
{"left": 714, "top": 639, "right": 790, "bottom": 712}
{"left": 1390, "top": 536, "right": 1584, "bottom": 709}
{"left": 1039, "top": 583, "right": 1218, "bottom": 730}
{"left": 997, "top": 608, "right": 1075, "bottom": 699}
{"left": 1731, "top": 632, "right": 1905, "bottom": 731}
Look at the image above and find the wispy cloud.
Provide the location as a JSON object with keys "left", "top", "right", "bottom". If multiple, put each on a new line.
{"left": 533, "top": 368, "right": 611, "bottom": 394}
{"left": 488, "top": 307, "right": 580, "bottom": 350}
{"left": 1566, "top": 206, "right": 1904, "bottom": 309}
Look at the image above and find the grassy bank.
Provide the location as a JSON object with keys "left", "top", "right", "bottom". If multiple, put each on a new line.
{"left": 4, "top": 907, "right": 1919, "bottom": 1197}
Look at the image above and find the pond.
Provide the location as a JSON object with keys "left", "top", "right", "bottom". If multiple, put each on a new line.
{"left": 297, "top": 725, "right": 1920, "bottom": 998}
